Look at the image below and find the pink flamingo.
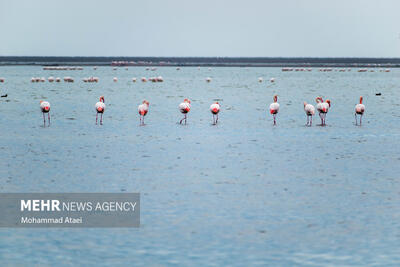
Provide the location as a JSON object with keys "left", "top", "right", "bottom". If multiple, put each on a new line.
{"left": 138, "top": 100, "right": 150, "bottom": 125}
{"left": 179, "top": 99, "right": 191, "bottom": 124}
{"left": 355, "top": 96, "right": 365, "bottom": 125}
{"left": 40, "top": 100, "right": 51, "bottom": 126}
{"left": 269, "top": 95, "right": 280, "bottom": 125}
{"left": 304, "top": 102, "right": 315, "bottom": 126}
{"left": 95, "top": 96, "right": 105, "bottom": 125}
{"left": 210, "top": 102, "right": 220, "bottom": 124}
{"left": 316, "top": 97, "right": 331, "bottom": 126}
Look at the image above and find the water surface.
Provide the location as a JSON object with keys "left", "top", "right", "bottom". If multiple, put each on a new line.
{"left": 0, "top": 66, "right": 399, "bottom": 266}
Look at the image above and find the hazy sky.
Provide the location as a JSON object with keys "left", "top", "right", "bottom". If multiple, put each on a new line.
{"left": 1, "top": 0, "right": 399, "bottom": 57}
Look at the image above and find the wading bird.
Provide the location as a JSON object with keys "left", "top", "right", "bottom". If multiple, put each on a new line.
{"left": 303, "top": 102, "right": 315, "bottom": 126}
{"left": 210, "top": 102, "right": 220, "bottom": 124}
{"left": 355, "top": 96, "right": 365, "bottom": 125}
{"left": 95, "top": 96, "right": 105, "bottom": 125}
{"left": 138, "top": 100, "right": 150, "bottom": 125}
{"left": 40, "top": 100, "right": 51, "bottom": 126}
{"left": 179, "top": 99, "right": 191, "bottom": 124}
{"left": 316, "top": 97, "right": 331, "bottom": 126}
{"left": 269, "top": 95, "right": 280, "bottom": 125}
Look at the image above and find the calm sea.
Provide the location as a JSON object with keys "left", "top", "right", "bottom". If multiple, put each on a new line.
{"left": 0, "top": 66, "right": 399, "bottom": 266}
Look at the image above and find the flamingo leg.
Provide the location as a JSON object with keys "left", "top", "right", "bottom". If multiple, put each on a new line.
{"left": 48, "top": 113, "right": 50, "bottom": 126}
{"left": 43, "top": 113, "right": 46, "bottom": 126}
{"left": 142, "top": 115, "right": 145, "bottom": 125}
{"left": 96, "top": 113, "right": 98, "bottom": 125}
{"left": 310, "top": 115, "right": 312, "bottom": 126}
{"left": 100, "top": 114, "right": 103, "bottom": 125}
{"left": 306, "top": 115, "right": 309, "bottom": 126}
{"left": 273, "top": 114, "right": 276, "bottom": 125}
{"left": 355, "top": 114, "right": 358, "bottom": 125}
{"left": 216, "top": 114, "right": 218, "bottom": 124}
{"left": 185, "top": 114, "right": 187, "bottom": 125}
{"left": 360, "top": 114, "right": 362, "bottom": 125}
{"left": 180, "top": 114, "right": 187, "bottom": 125}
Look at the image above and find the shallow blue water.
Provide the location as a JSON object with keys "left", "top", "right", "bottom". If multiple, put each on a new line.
{"left": 0, "top": 66, "right": 399, "bottom": 266}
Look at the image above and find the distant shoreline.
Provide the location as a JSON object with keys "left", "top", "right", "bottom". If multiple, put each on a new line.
{"left": 1, "top": 56, "right": 399, "bottom": 67}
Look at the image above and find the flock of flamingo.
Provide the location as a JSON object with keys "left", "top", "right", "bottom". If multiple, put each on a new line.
{"left": 0, "top": 67, "right": 370, "bottom": 127}
{"left": 39, "top": 95, "right": 365, "bottom": 127}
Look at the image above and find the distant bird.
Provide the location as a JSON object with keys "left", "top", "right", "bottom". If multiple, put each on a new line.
{"left": 138, "top": 100, "right": 150, "bottom": 125}
{"left": 355, "top": 96, "right": 365, "bottom": 125}
{"left": 0, "top": 78, "right": 4, "bottom": 83}
{"left": 132, "top": 78, "right": 137, "bottom": 82}
{"left": 179, "top": 98, "right": 191, "bottom": 124}
{"left": 1, "top": 94, "right": 8, "bottom": 98}
{"left": 269, "top": 95, "right": 280, "bottom": 125}
{"left": 258, "top": 77, "right": 263, "bottom": 82}
{"left": 206, "top": 77, "right": 212, "bottom": 82}
{"left": 316, "top": 97, "right": 331, "bottom": 126}
{"left": 113, "top": 77, "right": 118, "bottom": 82}
{"left": 40, "top": 100, "right": 51, "bottom": 126}
{"left": 95, "top": 96, "right": 105, "bottom": 125}
{"left": 303, "top": 102, "right": 315, "bottom": 126}
{"left": 210, "top": 102, "right": 220, "bottom": 125}
{"left": 270, "top": 77, "right": 275, "bottom": 83}
{"left": 141, "top": 77, "right": 147, "bottom": 82}
{"left": 48, "top": 77, "right": 54, "bottom": 82}
{"left": 55, "top": 77, "right": 61, "bottom": 82}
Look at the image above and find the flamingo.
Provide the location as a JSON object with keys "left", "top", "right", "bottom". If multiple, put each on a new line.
{"left": 40, "top": 100, "right": 51, "bottom": 126}
{"left": 179, "top": 98, "right": 191, "bottom": 124}
{"left": 210, "top": 102, "right": 220, "bottom": 125}
{"left": 206, "top": 77, "right": 212, "bottom": 82}
{"left": 95, "top": 96, "right": 105, "bottom": 125}
{"left": 269, "top": 95, "right": 279, "bottom": 125}
{"left": 138, "top": 100, "right": 150, "bottom": 125}
{"left": 258, "top": 77, "right": 263, "bottom": 82}
{"left": 304, "top": 102, "right": 315, "bottom": 126}
{"left": 355, "top": 96, "right": 365, "bottom": 125}
{"left": 113, "top": 77, "right": 118, "bottom": 82}
{"left": 270, "top": 77, "right": 275, "bottom": 83}
{"left": 316, "top": 97, "right": 331, "bottom": 125}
